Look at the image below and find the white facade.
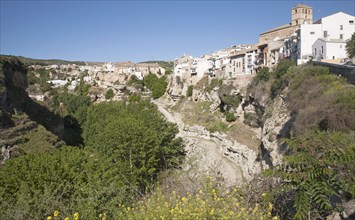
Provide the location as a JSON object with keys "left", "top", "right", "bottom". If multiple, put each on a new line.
{"left": 226, "top": 54, "right": 245, "bottom": 78}
{"left": 312, "top": 39, "right": 347, "bottom": 60}
{"left": 298, "top": 12, "right": 355, "bottom": 62}
{"left": 48, "top": 79, "right": 68, "bottom": 88}
{"left": 102, "top": 63, "right": 115, "bottom": 73}
{"left": 321, "top": 12, "right": 354, "bottom": 41}
{"left": 298, "top": 24, "right": 322, "bottom": 59}
{"left": 245, "top": 50, "right": 258, "bottom": 74}
{"left": 174, "top": 55, "right": 193, "bottom": 78}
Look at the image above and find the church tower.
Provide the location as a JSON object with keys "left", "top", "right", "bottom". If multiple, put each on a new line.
{"left": 292, "top": 4, "right": 313, "bottom": 26}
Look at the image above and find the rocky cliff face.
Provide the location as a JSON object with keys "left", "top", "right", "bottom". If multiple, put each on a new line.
{"left": 0, "top": 57, "right": 28, "bottom": 113}
{"left": 259, "top": 95, "right": 292, "bottom": 167}
{"left": 153, "top": 98, "right": 261, "bottom": 187}
{"left": 163, "top": 72, "right": 293, "bottom": 185}
{"left": 0, "top": 57, "right": 64, "bottom": 165}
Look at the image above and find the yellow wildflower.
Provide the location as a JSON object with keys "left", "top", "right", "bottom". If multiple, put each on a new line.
{"left": 47, "top": 216, "right": 52, "bottom": 220}
{"left": 261, "top": 193, "right": 267, "bottom": 197}
{"left": 272, "top": 217, "right": 279, "bottom": 220}
{"left": 210, "top": 209, "right": 215, "bottom": 215}
{"left": 53, "top": 211, "right": 59, "bottom": 217}
{"left": 64, "top": 218, "right": 69, "bottom": 220}
{"left": 268, "top": 203, "right": 273, "bottom": 212}
{"left": 99, "top": 214, "right": 103, "bottom": 218}
{"left": 73, "top": 212, "right": 79, "bottom": 220}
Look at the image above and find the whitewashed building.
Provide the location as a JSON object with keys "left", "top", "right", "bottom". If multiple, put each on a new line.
{"left": 298, "top": 11, "right": 355, "bottom": 64}
{"left": 245, "top": 47, "right": 258, "bottom": 74}
{"left": 174, "top": 54, "right": 193, "bottom": 78}
{"left": 312, "top": 38, "right": 347, "bottom": 60}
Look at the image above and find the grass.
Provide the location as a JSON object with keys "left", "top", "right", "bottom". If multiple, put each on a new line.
{"left": 17, "top": 125, "right": 61, "bottom": 154}
{"left": 176, "top": 100, "right": 228, "bottom": 133}
{"left": 226, "top": 122, "right": 261, "bottom": 151}
{"left": 170, "top": 99, "right": 261, "bottom": 150}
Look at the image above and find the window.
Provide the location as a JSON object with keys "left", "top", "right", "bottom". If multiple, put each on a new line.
{"left": 324, "top": 31, "right": 328, "bottom": 38}
{"left": 340, "top": 25, "right": 343, "bottom": 30}
{"left": 321, "top": 46, "right": 324, "bottom": 54}
{"left": 340, "top": 45, "right": 342, "bottom": 48}
{"left": 349, "top": 20, "right": 354, "bottom": 24}
{"left": 310, "top": 31, "right": 315, "bottom": 35}
{"left": 340, "top": 34, "right": 343, "bottom": 40}
{"left": 314, "top": 48, "right": 317, "bottom": 56}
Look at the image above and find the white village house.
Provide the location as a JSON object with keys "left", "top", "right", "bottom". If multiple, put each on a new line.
{"left": 298, "top": 11, "right": 355, "bottom": 64}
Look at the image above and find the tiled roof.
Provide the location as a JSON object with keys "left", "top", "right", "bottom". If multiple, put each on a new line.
{"left": 260, "top": 23, "right": 292, "bottom": 35}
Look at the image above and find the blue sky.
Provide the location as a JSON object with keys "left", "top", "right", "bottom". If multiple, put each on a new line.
{"left": 1, "top": 0, "right": 354, "bottom": 62}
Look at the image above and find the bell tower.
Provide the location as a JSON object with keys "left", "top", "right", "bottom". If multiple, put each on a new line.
{"left": 292, "top": 4, "right": 313, "bottom": 26}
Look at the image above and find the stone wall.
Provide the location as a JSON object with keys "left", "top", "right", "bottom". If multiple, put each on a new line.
{"left": 313, "top": 61, "right": 355, "bottom": 85}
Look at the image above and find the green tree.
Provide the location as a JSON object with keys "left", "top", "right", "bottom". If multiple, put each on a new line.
{"left": 267, "top": 131, "right": 355, "bottom": 219}
{"left": 83, "top": 100, "right": 185, "bottom": 190}
{"left": 144, "top": 74, "right": 168, "bottom": 99}
{"left": 186, "top": 85, "right": 193, "bottom": 97}
{"left": 0, "top": 147, "right": 132, "bottom": 220}
{"left": 346, "top": 33, "right": 355, "bottom": 58}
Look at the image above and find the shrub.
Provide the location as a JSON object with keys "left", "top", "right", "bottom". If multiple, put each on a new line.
{"left": 83, "top": 100, "right": 185, "bottom": 191}
{"left": 257, "top": 67, "right": 270, "bottom": 82}
{"left": 0, "top": 147, "right": 132, "bottom": 220}
{"left": 105, "top": 88, "right": 114, "bottom": 99}
{"left": 225, "top": 111, "right": 236, "bottom": 122}
{"left": 116, "top": 179, "right": 279, "bottom": 219}
{"left": 144, "top": 74, "right": 168, "bottom": 99}
{"left": 127, "top": 75, "right": 143, "bottom": 86}
{"left": 218, "top": 84, "right": 243, "bottom": 109}
{"left": 205, "top": 78, "right": 223, "bottom": 93}
{"left": 267, "top": 131, "right": 355, "bottom": 219}
{"left": 187, "top": 85, "right": 193, "bottom": 97}
{"left": 244, "top": 112, "right": 262, "bottom": 128}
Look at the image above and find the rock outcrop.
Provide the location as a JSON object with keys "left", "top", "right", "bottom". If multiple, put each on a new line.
{"left": 153, "top": 98, "right": 261, "bottom": 186}
{"left": 260, "top": 95, "right": 292, "bottom": 167}
{"left": 0, "top": 57, "right": 64, "bottom": 165}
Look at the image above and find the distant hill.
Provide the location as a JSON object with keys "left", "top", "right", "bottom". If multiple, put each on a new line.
{"left": 140, "top": 60, "right": 174, "bottom": 72}
{"left": 0, "top": 55, "right": 85, "bottom": 66}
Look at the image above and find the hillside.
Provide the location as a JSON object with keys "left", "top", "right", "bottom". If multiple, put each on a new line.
{"left": 0, "top": 57, "right": 354, "bottom": 219}
{"left": 0, "top": 54, "right": 85, "bottom": 66}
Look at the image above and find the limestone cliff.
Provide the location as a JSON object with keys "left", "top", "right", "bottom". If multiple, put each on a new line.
{"left": 0, "top": 57, "right": 64, "bottom": 165}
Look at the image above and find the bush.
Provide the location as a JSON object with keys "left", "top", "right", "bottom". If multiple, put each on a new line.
{"left": 83, "top": 100, "right": 185, "bottom": 191}
{"left": 267, "top": 131, "right": 355, "bottom": 219}
{"left": 144, "top": 74, "right": 168, "bottom": 99}
{"left": 187, "top": 85, "right": 193, "bottom": 97}
{"left": 0, "top": 147, "right": 132, "bottom": 220}
{"left": 225, "top": 111, "right": 236, "bottom": 122}
{"left": 116, "top": 179, "right": 279, "bottom": 219}
{"left": 205, "top": 78, "right": 223, "bottom": 93}
{"left": 244, "top": 112, "right": 262, "bottom": 128}
{"left": 127, "top": 75, "right": 143, "bottom": 86}
{"left": 218, "top": 84, "right": 243, "bottom": 109}
{"left": 105, "top": 88, "right": 114, "bottom": 99}
{"left": 256, "top": 67, "right": 270, "bottom": 82}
